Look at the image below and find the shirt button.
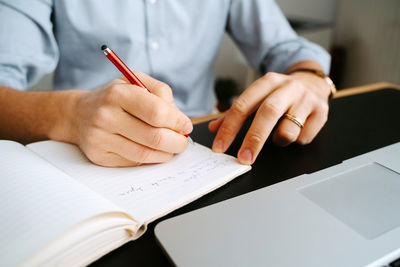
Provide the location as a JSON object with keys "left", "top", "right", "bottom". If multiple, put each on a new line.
{"left": 150, "top": 41, "right": 159, "bottom": 50}
{"left": 148, "top": 0, "right": 157, "bottom": 4}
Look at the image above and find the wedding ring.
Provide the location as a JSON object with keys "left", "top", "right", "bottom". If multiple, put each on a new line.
{"left": 283, "top": 113, "right": 304, "bottom": 128}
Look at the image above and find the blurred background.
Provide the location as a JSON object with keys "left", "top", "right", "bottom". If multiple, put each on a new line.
{"left": 34, "top": 0, "right": 400, "bottom": 110}
{"left": 213, "top": 0, "right": 400, "bottom": 106}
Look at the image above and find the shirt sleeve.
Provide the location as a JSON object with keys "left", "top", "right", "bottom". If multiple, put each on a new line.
{"left": 0, "top": 0, "right": 59, "bottom": 90}
{"left": 227, "top": 0, "right": 331, "bottom": 75}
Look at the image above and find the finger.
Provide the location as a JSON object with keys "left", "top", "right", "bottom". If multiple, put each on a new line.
{"left": 272, "top": 96, "right": 314, "bottom": 147}
{"left": 237, "top": 83, "right": 301, "bottom": 164}
{"left": 133, "top": 71, "right": 176, "bottom": 106}
{"left": 208, "top": 116, "right": 224, "bottom": 133}
{"left": 112, "top": 109, "right": 188, "bottom": 153}
{"left": 80, "top": 131, "right": 140, "bottom": 167}
{"left": 212, "top": 73, "right": 284, "bottom": 153}
{"left": 105, "top": 133, "right": 174, "bottom": 164}
{"left": 297, "top": 101, "right": 329, "bottom": 145}
{"left": 114, "top": 73, "right": 176, "bottom": 106}
{"left": 116, "top": 83, "right": 192, "bottom": 135}
{"left": 90, "top": 152, "right": 140, "bottom": 167}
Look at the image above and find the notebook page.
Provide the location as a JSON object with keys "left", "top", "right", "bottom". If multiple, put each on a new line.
{"left": 27, "top": 141, "right": 251, "bottom": 223}
{"left": 0, "top": 141, "right": 124, "bottom": 266}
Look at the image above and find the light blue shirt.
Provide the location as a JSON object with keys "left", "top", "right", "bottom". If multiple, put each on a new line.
{"left": 0, "top": 0, "right": 330, "bottom": 117}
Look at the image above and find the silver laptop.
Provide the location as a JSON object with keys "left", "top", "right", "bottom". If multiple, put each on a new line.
{"left": 155, "top": 142, "right": 400, "bottom": 267}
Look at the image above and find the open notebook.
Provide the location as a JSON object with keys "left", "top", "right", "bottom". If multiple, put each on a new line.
{"left": 0, "top": 140, "right": 250, "bottom": 266}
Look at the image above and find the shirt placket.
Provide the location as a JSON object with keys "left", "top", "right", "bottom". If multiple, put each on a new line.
{"left": 144, "top": 0, "right": 162, "bottom": 75}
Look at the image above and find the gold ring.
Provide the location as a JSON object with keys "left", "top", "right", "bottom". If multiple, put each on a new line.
{"left": 283, "top": 113, "right": 304, "bottom": 128}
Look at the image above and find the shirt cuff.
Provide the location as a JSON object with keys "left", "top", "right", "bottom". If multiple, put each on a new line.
{"left": 263, "top": 38, "right": 331, "bottom": 75}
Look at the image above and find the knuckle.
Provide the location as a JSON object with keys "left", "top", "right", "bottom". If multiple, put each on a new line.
{"left": 104, "top": 84, "right": 124, "bottom": 104}
{"left": 262, "top": 72, "right": 280, "bottom": 83}
{"left": 136, "top": 147, "right": 153, "bottom": 163}
{"left": 303, "top": 91, "right": 315, "bottom": 103}
{"left": 297, "top": 92, "right": 314, "bottom": 107}
{"left": 170, "top": 112, "right": 188, "bottom": 132}
{"left": 175, "top": 117, "right": 186, "bottom": 132}
{"left": 287, "top": 78, "right": 302, "bottom": 89}
{"left": 260, "top": 99, "right": 283, "bottom": 117}
{"left": 82, "top": 131, "right": 103, "bottom": 153}
{"left": 149, "top": 106, "right": 167, "bottom": 125}
{"left": 218, "top": 124, "right": 236, "bottom": 138}
{"left": 158, "top": 82, "right": 173, "bottom": 94}
{"left": 231, "top": 97, "right": 249, "bottom": 116}
{"left": 247, "top": 132, "right": 264, "bottom": 145}
{"left": 92, "top": 107, "right": 112, "bottom": 128}
{"left": 287, "top": 79, "right": 307, "bottom": 99}
{"left": 83, "top": 128, "right": 100, "bottom": 146}
{"left": 149, "top": 130, "right": 164, "bottom": 148}
{"left": 79, "top": 129, "right": 110, "bottom": 166}
{"left": 318, "top": 101, "right": 330, "bottom": 114}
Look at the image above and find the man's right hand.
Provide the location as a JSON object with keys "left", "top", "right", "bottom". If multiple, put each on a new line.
{"left": 0, "top": 72, "right": 192, "bottom": 167}
{"left": 67, "top": 72, "right": 193, "bottom": 167}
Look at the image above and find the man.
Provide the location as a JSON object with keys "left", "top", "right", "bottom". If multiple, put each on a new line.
{"left": 0, "top": 0, "right": 333, "bottom": 167}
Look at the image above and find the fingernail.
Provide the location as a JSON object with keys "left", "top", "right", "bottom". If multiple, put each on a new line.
{"left": 183, "top": 121, "right": 193, "bottom": 134}
{"left": 212, "top": 139, "right": 224, "bottom": 153}
{"left": 239, "top": 149, "right": 252, "bottom": 165}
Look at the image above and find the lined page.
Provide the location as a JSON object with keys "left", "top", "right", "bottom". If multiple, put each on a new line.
{"left": 0, "top": 141, "right": 124, "bottom": 267}
{"left": 28, "top": 141, "right": 251, "bottom": 223}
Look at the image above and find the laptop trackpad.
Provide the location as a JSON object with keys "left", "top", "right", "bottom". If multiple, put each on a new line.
{"left": 300, "top": 162, "right": 400, "bottom": 239}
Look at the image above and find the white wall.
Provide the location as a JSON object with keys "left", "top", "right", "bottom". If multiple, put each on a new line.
{"left": 32, "top": 73, "right": 53, "bottom": 91}
{"left": 333, "top": 0, "right": 400, "bottom": 87}
{"left": 275, "top": 0, "right": 337, "bottom": 23}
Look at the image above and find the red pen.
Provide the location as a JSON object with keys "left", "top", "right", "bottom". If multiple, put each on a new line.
{"left": 101, "top": 45, "right": 190, "bottom": 138}
{"left": 101, "top": 45, "right": 149, "bottom": 91}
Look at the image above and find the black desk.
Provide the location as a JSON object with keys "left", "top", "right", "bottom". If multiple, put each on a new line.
{"left": 91, "top": 88, "right": 400, "bottom": 266}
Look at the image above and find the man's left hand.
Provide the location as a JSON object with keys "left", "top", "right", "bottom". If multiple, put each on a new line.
{"left": 208, "top": 70, "right": 332, "bottom": 165}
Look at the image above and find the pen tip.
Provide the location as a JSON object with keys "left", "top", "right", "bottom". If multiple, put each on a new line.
{"left": 101, "top": 45, "right": 107, "bottom": 51}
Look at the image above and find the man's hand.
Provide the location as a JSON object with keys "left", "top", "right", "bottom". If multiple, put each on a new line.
{"left": 68, "top": 72, "right": 192, "bottom": 167}
{"left": 209, "top": 68, "right": 331, "bottom": 165}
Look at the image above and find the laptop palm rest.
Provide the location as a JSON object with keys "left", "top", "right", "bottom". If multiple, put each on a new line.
{"left": 155, "top": 142, "right": 400, "bottom": 267}
{"left": 300, "top": 162, "right": 400, "bottom": 240}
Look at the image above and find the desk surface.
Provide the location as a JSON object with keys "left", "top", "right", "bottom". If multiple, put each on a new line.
{"left": 91, "top": 87, "right": 400, "bottom": 267}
